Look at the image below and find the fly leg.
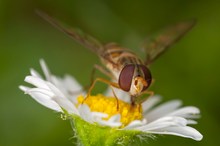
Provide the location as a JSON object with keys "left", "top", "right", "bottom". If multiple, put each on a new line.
{"left": 134, "top": 90, "right": 154, "bottom": 105}
{"left": 83, "top": 78, "right": 120, "bottom": 103}
{"left": 111, "top": 87, "right": 119, "bottom": 111}
{"left": 82, "top": 64, "right": 117, "bottom": 103}
{"left": 86, "top": 65, "right": 119, "bottom": 110}
{"left": 82, "top": 64, "right": 113, "bottom": 91}
{"left": 68, "top": 65, "right": 113, "bottom": 98}
{"left": 130, "top": 95, "right": 140, "bottom": 112}
{"left": 131, "top": 91, "right": 154, "bottom": 112}
{"left": 89, "top": 64, "right": 114, "bottom": 88}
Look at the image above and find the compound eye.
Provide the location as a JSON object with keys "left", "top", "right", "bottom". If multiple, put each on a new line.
{"left": 119, "top": 65, "right": 135, "bottom": 91}
{"left": 139, "top": 65, "right": 152, "bottom": 91}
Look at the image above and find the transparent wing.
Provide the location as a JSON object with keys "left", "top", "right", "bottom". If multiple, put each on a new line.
{"left": 143, "top": 20, "right": 196, "bottom": 65}
{"left": 36, "top": 10, "right": 104, "bottom": 56}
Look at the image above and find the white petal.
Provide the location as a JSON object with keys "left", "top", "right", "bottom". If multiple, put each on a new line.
{"left": 46, "top": 82, "right": 66, "bottom": 99}
{"left": 63, "top": 75, "right": 84, "bottom": 93}
{"left": 20, "top": 85, "right": 61, "bottom": 112}
{"left": 142, "top": 95, "right": 161, "bottom": 113}
{"left": 146, "top": 126, "right": 203, "bottom": 141}
{"left": 135, "top": 117, "right": 187, "bottom": 131}
{"left": 96, "top": 114, "right": 122, "bottom": 127}
{"left": 183, "top": 114, "right": 201, "bottom": 119}
{"left": 40, "top": 59, "right": 51, "bottom": 81}
{"left": 167, "top": 106, "right": 200, "bottom": 118}
{"left": 124, "top": 119, "right": 147, "bottom": 129}
{"left": 97, "top": 120, "right": 121, "bottom": 127}
{"left": 27, "top": 90, "right": 62, "bottom": 112}
{"left": 52, "top": 96, "right": 79, "bottom": 115}
{"left": 30, "top": 68, "right": 42, "bottom": 78}
{"left": 50, "top": 75, "right": 62, "bottom": 86}
{"left": 92, "top": 112, "right": 108, "bottom": 119}
{"left": 26, "top": 88, "right": 54, "bottom": 97}
{"left": 187, "top": 120, "right": 198, "bottom": 125}
{"left": 145, "top": 100, "right": 182, "bottom": 122}
{"left": 50, "top": 76, "right": 69, "bottom": 96}
{"left": 63, "top": 75, "right": 85, "bottom": 103}
{"left": 78, "top": 104, "right": 93, "bottom": 122}
{"left": 19, "top": 85, "right": 30, "bottom": 92}
{"left": 25, "top": 76, "right": 50, "bottom": 90}
{"left": 105, "top": 87, "right": 130, "bottom": 103}
{"left": 108, "top": 114, "right": 121, "bottom": 122}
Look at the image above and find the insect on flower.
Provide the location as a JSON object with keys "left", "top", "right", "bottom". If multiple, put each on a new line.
{"left": 36, "top": 10, "right": 196, "bottom": 106}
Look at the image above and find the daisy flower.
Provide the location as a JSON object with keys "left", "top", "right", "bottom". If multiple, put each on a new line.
{"left": 19, "top": 60, "right": 203, "bottom": 145}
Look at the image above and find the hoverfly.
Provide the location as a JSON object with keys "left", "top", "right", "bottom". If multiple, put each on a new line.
{"left": 36, "top": 10, "right": 196, "bottom": 106}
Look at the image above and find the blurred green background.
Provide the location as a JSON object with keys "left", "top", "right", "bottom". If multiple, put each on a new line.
{"left": 1, "top": 0, "right": 220, "bottom": 145}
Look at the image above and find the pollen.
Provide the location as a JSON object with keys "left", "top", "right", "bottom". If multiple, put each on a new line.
{"left": 76, "top": 94, "right": 143, "bottom": 127}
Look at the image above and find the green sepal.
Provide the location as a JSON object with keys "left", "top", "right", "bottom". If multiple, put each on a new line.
{"left": 70, "top": 114, "right": 152, "bottom": 146}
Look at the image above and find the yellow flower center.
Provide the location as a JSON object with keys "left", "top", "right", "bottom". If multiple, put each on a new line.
{"left": 76, "top": 94, "right": 143, "bottom": 127}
